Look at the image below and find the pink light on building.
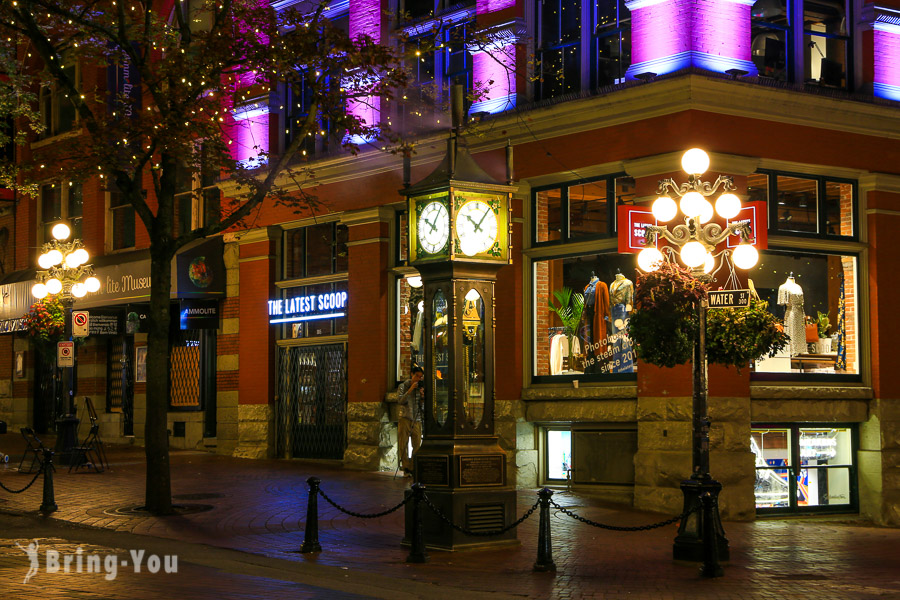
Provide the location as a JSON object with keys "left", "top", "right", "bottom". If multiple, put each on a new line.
{"left": 477, "top": 0, "right": 516, "bottom": 14}
{"left": 471, "top": 43, "right": 517, "bottom": 114}
{"left": 874, "top": 23, "right": 900, "bottom": 101}
{"left": 225, "top": 103, "right": 271, "bottom": 167}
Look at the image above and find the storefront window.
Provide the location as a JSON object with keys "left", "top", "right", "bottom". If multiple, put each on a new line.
{"left": 283, "top": 222, "right": 348, "bottom": 280}
{"left": 533, "top": 176, "right": 634, "bottom": 245}
{"left": 751, "top": 171, "right": 856, "bottom": 238}
{"left": 281, "top": 281, "right": 349, "bottom": 340}
{"left": 752, "top": 425, "right": 855, "bottom": 512}
{"left": 545, "top": 427, "right": 636, "bottom": 484}
{"left": 397, "top": 274, "right": 424, "bottom": 381}
{"left": 534, "top": 253, "right": 637, "bottom": 380}
{"left": 751, "top": 251, "right": 858, "bottom": 376}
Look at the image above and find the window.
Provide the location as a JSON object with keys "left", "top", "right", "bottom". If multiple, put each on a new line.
{"left": 545, "top": 426, "right": 637, "bottom": 485}
{"left": 40, "top": 64, "right": 78, "bottom": 139}
{"left": 283, "top": 221, "right": 348, "bottom": 280}
{"left": 533, "top": 175, "right": 634, "bottom": 244}
{"left": 534, "top": 252, "right": 637, "bottom": 381}
{"left": 752, "top": 425, "right": 857, "bottom": 513}
{"left": 748, "top": 170, "right": 858, "bottom": 379}
{"left": 174, "top": 149, "right": 222, "bottom": 237}
{"left": 751, "top": 0, "right": 851, "bottom": 89}
{"left": 108, "top": 182, "right": 136, "bottom": 251}
{"left": 280, "top": 282, "right": 349, "bottom": 340}
{"left": 40, "top": 182, "right": 82, "bottom": 242}
{"left": 536, "top": 0, "right": 632, "bottom": 100}
{"left": 399, "top": 0, "right": 475, "bottom": 22}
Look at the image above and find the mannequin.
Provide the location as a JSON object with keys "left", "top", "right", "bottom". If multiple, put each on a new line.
{"left": 411, "top": 300, "right": 424, "bottom": 353}
{"left": 608, "top": 271, "right": 635, "bottom": 373}
{"left": 778, "top": 273, "right": 806, "bottom": 356}
{"left": 582, "top": 272, "right": 610, "bottom": 362}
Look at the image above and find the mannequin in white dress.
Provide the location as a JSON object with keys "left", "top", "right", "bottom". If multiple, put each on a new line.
{"left": 777, "top": 274, "right": 806, "bottom": 355}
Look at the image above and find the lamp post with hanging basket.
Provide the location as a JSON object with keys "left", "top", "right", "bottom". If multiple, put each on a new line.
{"left": 634, "top": 149, "right": 759, "bottom": 571}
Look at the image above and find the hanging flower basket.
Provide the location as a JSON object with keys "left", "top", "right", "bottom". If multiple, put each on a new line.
{"left": 23, "top": 296, "right": 66, "bottom": 354}
{"left": 629, "top": 261, "right": 789, "bottom": 370}
{"left": 628, "top": 262, "right": 708, "bottom": 368}
{"left": 706, "top": 298, "right": 788, "bottom": 371}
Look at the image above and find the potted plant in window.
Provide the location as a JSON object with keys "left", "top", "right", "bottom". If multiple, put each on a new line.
{"left": 548, "top": 287, "right": 585, "bottom": 373}
{"left": 815, "top": 310, "right": 832, "bottom": 353}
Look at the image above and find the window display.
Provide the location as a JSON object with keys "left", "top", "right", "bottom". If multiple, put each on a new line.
{"left": 534, "top": 253, "right": 637, "bottom": 379}
{"left": 752, "top": 426, "right": 855, "bottom": 512}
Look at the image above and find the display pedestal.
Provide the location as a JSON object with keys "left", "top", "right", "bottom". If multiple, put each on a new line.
{"left": 673, "top": 477, "right": 729, "bottom": 562}
{"left": 404, "top": 437, "right": 518, "bottom": 551}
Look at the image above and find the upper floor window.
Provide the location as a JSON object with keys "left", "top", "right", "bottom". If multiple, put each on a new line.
{"left": 40, "top": 182, "right": 81, "bottom": 243}
{"left": 751, "top": 0, "right": 850, "bottom": 89}
{"left": 536, "top": 0, "right": 631, "bottom": 100}
{"left": 174, "top": 148, "right": 222, "bottom": 237}
{"left": 533, "top": 174, "right": 635, "bottom": 244}
{"left": 107, "top": 181, "right": 136, "bottom": 251}
{"left": 399, "top": 0, "right": 474, "bottom": 22}
{"left": 748, "top": 171, "right": 855, "bottom": 238}
{"left": 283, "top": 221, "right": 349, "bottom": 280}
{"left": 40, "top": 64, "right": 78, "bottom": 139}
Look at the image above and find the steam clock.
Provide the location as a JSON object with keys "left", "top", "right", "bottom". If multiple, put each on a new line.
{"left": 402, "top": 136, "right": 518, "bottom": 550}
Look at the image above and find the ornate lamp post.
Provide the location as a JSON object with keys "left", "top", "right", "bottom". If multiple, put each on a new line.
{"left": 636, "top": 149, "right": 759, "bottom": 565}
{"left": 31, "top": 222, "right": 100, "bottom": 458}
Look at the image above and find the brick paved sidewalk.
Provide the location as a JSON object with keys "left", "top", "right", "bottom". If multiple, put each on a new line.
{"left": 1, "top": 442, "right": 899, "bottom": 599}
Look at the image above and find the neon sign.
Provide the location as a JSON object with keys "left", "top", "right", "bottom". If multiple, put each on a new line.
{"left": 268, "top": 291, "right": 348, "bottom": 324}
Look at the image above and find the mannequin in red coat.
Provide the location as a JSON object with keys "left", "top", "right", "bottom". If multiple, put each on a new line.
{"left": 583, "top": 273, "right": 610, "bottom": 361}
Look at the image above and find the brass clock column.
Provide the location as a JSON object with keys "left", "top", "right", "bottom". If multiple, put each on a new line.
{"left": 401, "top": 134, "right": 518, "bottom": 550}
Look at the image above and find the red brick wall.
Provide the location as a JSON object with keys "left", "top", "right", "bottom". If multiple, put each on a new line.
{"left": 238, "top": 239, "right": 276, "bottom": 405}
{"left": 867, "top": 191, "right": 900, "bottom": 398}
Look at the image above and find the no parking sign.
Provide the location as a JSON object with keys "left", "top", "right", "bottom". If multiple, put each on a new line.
{"left": 72, "top": 311, "right": 89, "bottom": 337}
{"left": 58, "top": 341, "right": 75, "bottom": 367}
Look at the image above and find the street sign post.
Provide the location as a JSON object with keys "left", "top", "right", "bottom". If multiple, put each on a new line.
{"left": 708, "top": 289, "right": 751, "bottom": 308}
{"left": 57, "top": 341, "right": 75, "bottom": 367}
{"left": 72, "top": 311, "right": 89, "bottom": 337}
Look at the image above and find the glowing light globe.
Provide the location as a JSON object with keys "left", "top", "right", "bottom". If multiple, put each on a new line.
{"left": 680, "top": 241, "right": 708, "bottom": 268}
{"left": 38, "top": 253, "right": 54, "bottom": 269}
{"left": 47, "top": 249, "right": 63, "bottom": 266}
{"left": 51, "top": 222, "right": 71, "bottom": 240}
{"left": 85, "top": 276, "right": 101, "bottom": 293}
{"left": 71, "top": 282, "right": 87, "bottom": 298}
{"left": 32, "top": 283, "right": 48, "bottom": 299}
{"left": 681, "top": 148, "right": 710, "bottom": 175}
{"left": 715, "top": 193, "right": 741, "bottom": 219}
{"left": 45, "top": 278, "right": 63, "bottom": 295}
{"left": 703, "top": 253, "right": 715, "bottom": 274}
{"left": 732, "top": 244, "right": 759, "bottom": 269}
{"left": 72, "top": 248, "right": 89, "bottom": 265}
{"left": 652, "top": 196, "right": 677, "bottom": 223}
{"left": 698, "top": 198, "right": 714, "bottom": 224}
{"left": 680, "top": 191, "right": 705, "bottom": 218}
{"left": 65, "top": 252, "right": 81, "bottom": 268}
{"left": 638, "top": 247, "right": 664, "bottom": 272}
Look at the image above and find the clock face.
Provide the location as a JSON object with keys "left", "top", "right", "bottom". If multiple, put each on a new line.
{"left": 417, "top": 201, "right": 450, "bottom": 255}
{"left": 455, "top": 199, "right": 498, "bottom": 256}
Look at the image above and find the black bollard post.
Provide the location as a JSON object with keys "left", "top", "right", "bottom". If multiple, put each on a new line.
{"left": 533, "top": 488, "right": 557, "bottom": 572}
{"left": 39, "top": 449, "right": 58, "bottom": 513}
{"left": 406, "top": 483, "right": 429, "bottom": 563}
{"left": 300, "top": 477, "right": 322, "bottom": 553}
{"left": 699, "top": 491, "right": 723, "bottom": 578}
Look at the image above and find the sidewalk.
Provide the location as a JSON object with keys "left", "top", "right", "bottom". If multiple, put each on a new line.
{"left": 1, "top": 441, "right": 899, "bottom": 599}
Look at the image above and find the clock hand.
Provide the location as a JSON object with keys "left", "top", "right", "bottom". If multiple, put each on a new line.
{"left": 466, "top": 214, "right": 479, "bottom": 231}
{"left": 426, "top": 216, "right": 438, "bottom": 232}
{"left": 474, "top": 207, "right": 491, "bottom": 231}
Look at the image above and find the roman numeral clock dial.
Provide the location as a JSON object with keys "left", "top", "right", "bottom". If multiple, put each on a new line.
{"left": 455, "top": 199, "right": 498, "bottom": 256}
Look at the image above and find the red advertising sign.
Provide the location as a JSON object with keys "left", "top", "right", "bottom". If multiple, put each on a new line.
{"left": 617, "top": 205, "right": 657, "bottom": 254}
{"left": 726, "top": 201, "right": 767, "bottom": 249}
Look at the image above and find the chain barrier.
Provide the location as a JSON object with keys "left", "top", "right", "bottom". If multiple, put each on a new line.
{"left": 420, "top": 491, "right": 540, "bottom": 537}
{"left": 549, "top": 499, "right": 696, "bottom": 532}
{"left": 317, "top": 485, "right": 412, "bottom": 519}
{"left": 0, "top": 465, "right": 44, "bottom": 495}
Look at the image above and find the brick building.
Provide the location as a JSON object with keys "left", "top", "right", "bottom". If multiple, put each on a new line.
{"left": 1, "top": 0, "right": 900, "bottom": 526}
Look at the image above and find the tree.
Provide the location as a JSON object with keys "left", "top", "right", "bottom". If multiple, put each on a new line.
{"left": 0, "top": 0, "right": 407, "bottom": 513}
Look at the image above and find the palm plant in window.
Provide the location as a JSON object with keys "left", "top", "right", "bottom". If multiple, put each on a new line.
{"left": 548, "top": 287, "right": 585, "bottom": 372}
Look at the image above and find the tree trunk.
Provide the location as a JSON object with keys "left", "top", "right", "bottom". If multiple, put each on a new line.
{"left": 144, "top": 247, "right": 176, "bottom": 514}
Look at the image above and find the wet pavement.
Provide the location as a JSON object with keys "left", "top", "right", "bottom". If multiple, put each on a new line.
{"left": 0, "top": 442, "right": 898, "bottom": 599}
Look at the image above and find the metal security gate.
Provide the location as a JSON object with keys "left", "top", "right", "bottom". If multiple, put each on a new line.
{"left": 277, "top": 343, "right": 347, "bottom": 459}
{"left": 169, "top": 328, "right": 217, "bottom": 438}
{"left": 107, "top": 336, "right": 134, "bottom": 436}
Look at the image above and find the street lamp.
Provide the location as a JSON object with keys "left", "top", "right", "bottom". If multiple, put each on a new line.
{"left": 32, "top": 223, "right": 100, "bottom": 457}
{"left": 636, "top": 149, "right": 759, "bottom": 568}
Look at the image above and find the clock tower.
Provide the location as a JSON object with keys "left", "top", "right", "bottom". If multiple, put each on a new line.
{"left": 401, "top": 122, "right": 517, "bottom": 551}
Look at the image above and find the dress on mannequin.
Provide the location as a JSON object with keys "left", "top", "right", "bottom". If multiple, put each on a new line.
{"left": 778, "top": 276, "right": 806, "bottom": 356}
{"left": 583, "top": 274, "right": 610, "bottom": 360}
{"left": 608, "top": 273, "right": 635, "bottom": 373}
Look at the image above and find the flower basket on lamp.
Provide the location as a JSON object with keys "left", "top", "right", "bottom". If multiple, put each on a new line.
{"left": 23, "top": 296, "right": 66, "bottom": 356}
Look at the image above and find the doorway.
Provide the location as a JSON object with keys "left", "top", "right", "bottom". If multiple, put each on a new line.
{"left": 751, "top": 424, "right": 858, "bottom": 514}
{"left": 107, "top": 336, "right": 134, "bottom": 436}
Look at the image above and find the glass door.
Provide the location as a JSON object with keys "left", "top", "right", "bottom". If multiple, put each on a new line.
{"left": 752, "top": 424, "right": 857, "bottom": 514}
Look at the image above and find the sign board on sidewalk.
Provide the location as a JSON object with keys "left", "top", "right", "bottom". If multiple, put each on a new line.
{"left": 57, "top": 341, "right": 75, "bottom": 367}
{"left": 72, "top": 311, "right": 89, "bottom": 337}
{"left": 708, "top": 289, "right": 751, "bottom": 308}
